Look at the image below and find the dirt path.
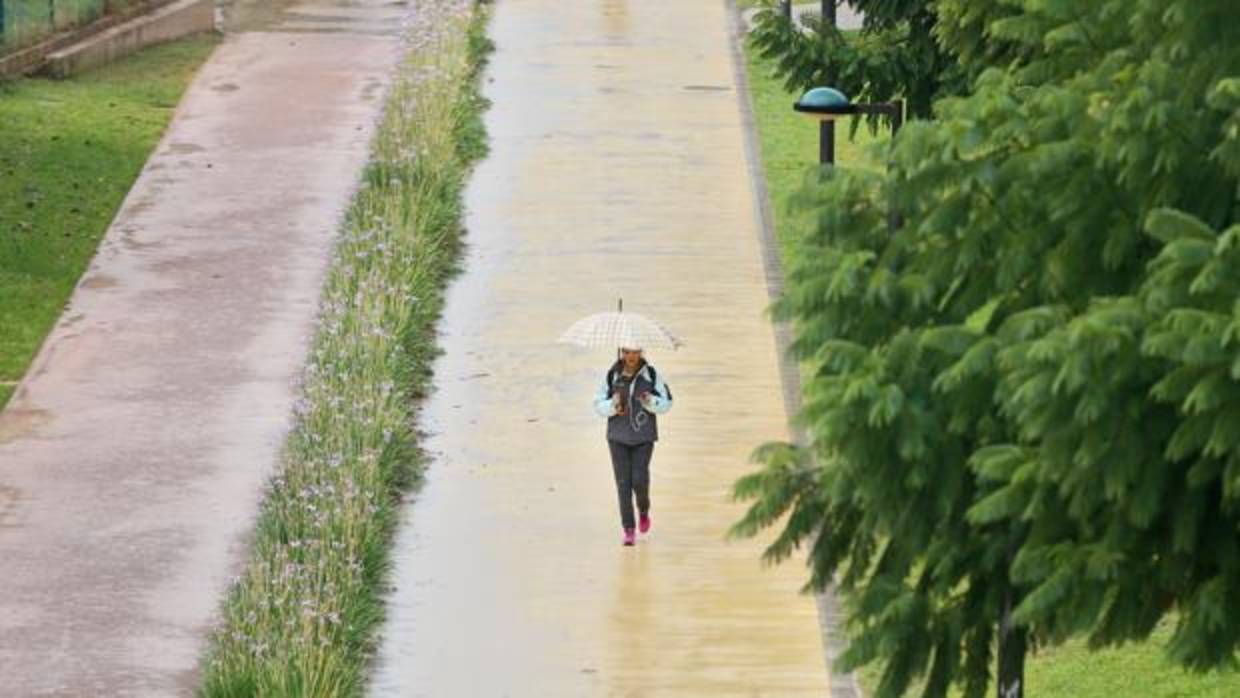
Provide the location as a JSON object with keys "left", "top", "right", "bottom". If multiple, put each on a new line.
{"left": 0, "top": 6, "right": 399, "bottom": 694}
{"left": 367, "top": 1, "right": 837, "bottom": 695}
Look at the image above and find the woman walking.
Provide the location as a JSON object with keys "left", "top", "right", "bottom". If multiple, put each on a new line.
{"left": 593, "top": 346, "right": 673, "bottom": 546}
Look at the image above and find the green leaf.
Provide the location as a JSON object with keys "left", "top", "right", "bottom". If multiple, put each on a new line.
{"left": 1145, "top": 207, "right": 1216, "bottom": 245}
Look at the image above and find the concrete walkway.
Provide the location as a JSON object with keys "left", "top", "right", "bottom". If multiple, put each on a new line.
{"left": 368, "top": 1, "right": 835, "bottom": 696}
{"left": 0, "top": 5, "right": 399, "bottom": 695}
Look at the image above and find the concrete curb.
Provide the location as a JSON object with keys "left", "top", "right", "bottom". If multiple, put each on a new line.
{"left": 724, "top": 2, "right": 864, "bottom": 697}
{"left": 45, "top": 0, "right": 215, "bottom": 78}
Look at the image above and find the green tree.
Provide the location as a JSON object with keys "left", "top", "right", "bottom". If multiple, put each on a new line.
{"left": 748, "top": 0, "right": 969, "bottom": 121}
{"left": 734, "top": 2, "right": 1240, "bottom": 697}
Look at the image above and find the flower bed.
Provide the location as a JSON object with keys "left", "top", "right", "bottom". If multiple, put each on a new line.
{"left": 197, "top": 3, "right": 491, "bottom": 696}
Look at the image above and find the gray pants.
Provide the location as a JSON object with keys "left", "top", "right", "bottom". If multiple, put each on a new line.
{"left": 608, "top": 440, "right": 653, "bottom": 530}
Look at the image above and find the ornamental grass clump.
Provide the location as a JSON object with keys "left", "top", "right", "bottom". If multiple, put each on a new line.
{"left": 198, "top": 2, "right": 490, "bottom": 696}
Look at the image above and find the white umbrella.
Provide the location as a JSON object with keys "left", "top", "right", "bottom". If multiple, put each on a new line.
{"left": 557, "top": 299, "right": 683, "bottom": 350}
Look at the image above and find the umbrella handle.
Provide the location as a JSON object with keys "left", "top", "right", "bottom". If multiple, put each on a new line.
{"left": 617, "top": 298, "right": 623, "bottom": 361}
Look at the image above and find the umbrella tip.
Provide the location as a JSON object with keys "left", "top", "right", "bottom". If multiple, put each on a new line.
{"left": 618, "top": 298, "right": 623, "bottom": 313}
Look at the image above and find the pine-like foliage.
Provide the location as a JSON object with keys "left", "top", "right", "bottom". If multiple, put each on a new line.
{"left": 734, "top": 1, "right": 1240, "bottom": 696}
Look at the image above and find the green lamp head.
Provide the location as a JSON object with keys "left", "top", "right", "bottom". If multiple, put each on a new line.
{"left": 793, "top": 87, "right": 855, "bottom": 122}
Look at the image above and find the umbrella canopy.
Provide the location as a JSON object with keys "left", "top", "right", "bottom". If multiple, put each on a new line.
{"left": 558, "top": 309, "right": 683, "bottom": 350}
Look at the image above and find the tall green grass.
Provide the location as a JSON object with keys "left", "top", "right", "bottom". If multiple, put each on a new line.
{"left": 197, "top": 4, "right": 491, "bottom": 696}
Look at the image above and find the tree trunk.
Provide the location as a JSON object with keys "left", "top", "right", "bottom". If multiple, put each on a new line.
{"left": 996, "top": 591, "right": 1027, "bottom": 698}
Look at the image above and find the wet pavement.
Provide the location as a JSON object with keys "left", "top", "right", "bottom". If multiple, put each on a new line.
{"left": 0, "top": 7, "right": 399, "bottom": 697}
{"left": 218, "top": 0, "right": 409, "bottom": 35}
{"left": 367, "top": 1, "right": 832, "bottom": 696}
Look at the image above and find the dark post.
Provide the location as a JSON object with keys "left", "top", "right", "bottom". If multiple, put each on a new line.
{"left": 996, "top": 589, "right": 1027, "bottom": 698}
{"left": 782, "top": 0, "right": 791, "bottom": 21}
{"left": 818, "top": 121, "right": 834, "bottom": 165}
{"left": 819, "top": 1, "right": 837, "bottom": 165}
{"left": 996, "top": 540, "right": 1026, "bottom": 698}
{"left": 886, "top": 100, "right": 905, "bottom": 231}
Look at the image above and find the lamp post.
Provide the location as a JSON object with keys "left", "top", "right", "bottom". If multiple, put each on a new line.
{"left": 819, "top": 2, "right": 836, "bottom": 165}
{"left": 792, "top": 86, "right": 904, "bottom": 164}
{"left": 794, "top": 87, "right": 906, "bottom": 229}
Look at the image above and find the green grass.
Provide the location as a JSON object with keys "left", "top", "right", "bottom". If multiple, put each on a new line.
{"left": 742, "top": 27, "right": 1240, "bottom": 698}
{"left": 1023, "top": 622, "right": 1240, "bottom": 698}
{"left": 856, "top": 619, "right": 1240, "bottom": 697}
{"left": 197, "top": 6, "right": 492, "bottom": 697}
{"left": 742, "top": 39, "right": 885, "bottom": 265}
{"left": 0, "top": 35, "right": 219, "bottom": 408}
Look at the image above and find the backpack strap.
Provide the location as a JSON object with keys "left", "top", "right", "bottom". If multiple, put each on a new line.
{"left": 644, "top": 364, "right": 671, "bottom": 400}
{"left": 610, "top": 361, "right": 671, "bottom": 400}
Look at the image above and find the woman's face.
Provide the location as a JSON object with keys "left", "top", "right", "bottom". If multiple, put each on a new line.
{"left": 621, "top": 348, "right": 642, "bottom": 370}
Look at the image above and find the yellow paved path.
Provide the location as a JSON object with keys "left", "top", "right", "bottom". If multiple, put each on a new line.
{"left": 368, "top": 1, "right": 830, "bottom": 695}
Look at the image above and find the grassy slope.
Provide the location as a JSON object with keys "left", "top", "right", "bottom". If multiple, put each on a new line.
{"left": 741, "top": 36, "right": 1240, "bottom": 698}
{"left": 856, "top": 618, "right": 1240, "bottom": 697}
{"left": 1022, "top": 621, "right": 1240, "bottom": 698}
{"left": 0, "top": 35, "right": 219, "bottom": 408}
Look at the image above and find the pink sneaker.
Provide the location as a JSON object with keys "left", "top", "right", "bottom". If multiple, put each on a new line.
{"left": 639, "top": 513, "right": 651, "bottom": 534}
{"left": 623, "top": 528, "right": 636, "bottom": 546}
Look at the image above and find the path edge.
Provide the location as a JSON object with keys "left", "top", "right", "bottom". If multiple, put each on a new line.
{"left": 721, "top": 2, "right": 863, "bottom": 697}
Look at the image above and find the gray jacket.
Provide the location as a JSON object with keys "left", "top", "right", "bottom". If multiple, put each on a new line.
{"left": 593, "top": 360, "right": 673, "bottom": 445}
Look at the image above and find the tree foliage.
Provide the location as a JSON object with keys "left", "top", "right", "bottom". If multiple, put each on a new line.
{"left": 735, "top": 1, "right": 1240, "bottom": 696}
{"left": 748, "top": 0, "right": 969, "bottom": 120}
